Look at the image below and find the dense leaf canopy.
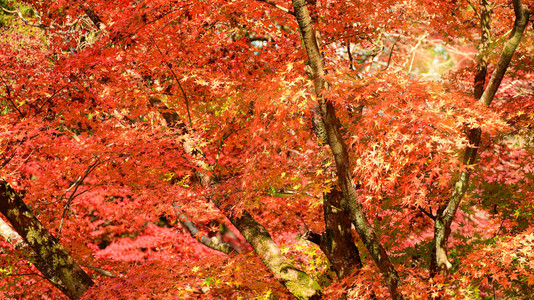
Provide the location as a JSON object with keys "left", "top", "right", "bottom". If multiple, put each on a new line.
{"left": 1, "top": 0, "right": 533, "bottom": 299}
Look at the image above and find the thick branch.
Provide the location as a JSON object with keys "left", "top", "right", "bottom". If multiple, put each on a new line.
{"left": 172, "top": 203, "right": 235, "bottom": 254}
{"left": 301, "top": 229, "right": 322, "bottom": 245}
{"left": 479, "top": 0, "right": 529, "bottom": 106}
{"left": 151, "top": 98, "right": 321, "bottom": 299}
{"left": 0, "top": 181, "right": 94, "bottom": 299}
{"left": 81, "top": 5, "right": 103, "bottom": 29}
{"left": 419, "top": 207, "right": 435, "bottom": 220}
{"left": 431, "top": 0, "right": 529, "bottom": 275}
{"left": 291, "top": 0, "right": 401, "bottom": 297}
{"left": 0, "top": 222, "right": 120, "bottom": 279}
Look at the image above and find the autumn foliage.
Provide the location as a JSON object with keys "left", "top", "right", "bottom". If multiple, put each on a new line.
{"left": 1, "top": 0, "right": 534, "bottom": 299}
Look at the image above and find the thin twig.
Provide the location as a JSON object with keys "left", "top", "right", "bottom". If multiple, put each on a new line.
{"left": 0, "top": 151, "right": 16, "bottom": 170}
{"left": 6, "top": 272, "right": 47, "bottom": 279}
{"left": 381, "top": 33, "right": 402, "bottom": 71}
{"left": 407, "top": 33, "right": 428, "bottom": 73}
{"left": 419, "top": 207, "right": 435, "bottom": 220}
{"left": 35, "top": 84, "right": 68, "bottom": 115}
{"left": 466, "top": 0, "right": 481, "bottom": 19}
{"left": 57, "top": 157, "right": 101, "bottom": 240}
{"left": 110, "top": 4, "right": 192, "bottom": 43}
{"left": 0, "top": 139, "right": 24, "bottom": 171}
{"left": 8, "top": 147, "right": 35, "bottom": 176}
{"left": 213, "top": 132, "right": 233, "bottom": 171}
{"left": 149, "top": 36, "right": 193, "bottom": 130}
{"left": 0, "top": 75, "right": 24, "bottom": 118}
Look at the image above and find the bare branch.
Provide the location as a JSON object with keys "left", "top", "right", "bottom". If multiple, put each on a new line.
{"left": 0, "top": 5, "right": 46, "bottom": 28}
{"left": 149, "top": 36, "right": 193, "bottom": 130}
{"left": 347, "top": 44, "right": 354, "bottom": 70}
{"left": 35, "top": 84, "right": 69, "bottom": 115}
{"left": 81, "top": 263, "right": 121, "bottom": 278}
{"left": 255, "top": 0, "right": 295, "bottom": 15}
{"left": 381, "top": 33, "right": 402, "bottom": 71}
{"left": 0, "top": 74, "right": 24, "bottom": 118}
{"left": 213, "top": 131, "right": 233, "bottom": 171}
{"left": 419, "top": 207, "right": 435, "bottom": 220}
{"left": 57, "top": 157, "right": 102, "bottom": 240}
{"left": 172, "top": 203, "right": 235, "bottom": 254}
{"left": 0, "top": 151, "right": 17, "bottom": 170}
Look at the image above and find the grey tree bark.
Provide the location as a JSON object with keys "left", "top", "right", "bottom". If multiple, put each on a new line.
{"left": 430, "top": 0, "right": 529, "bottom": 275}
{"left": 0, "top": 180, "right": 94, "bottom": 299}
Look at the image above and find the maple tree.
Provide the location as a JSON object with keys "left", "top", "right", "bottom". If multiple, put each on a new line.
{"left": 1, "top": 0, "right": 534, "bottom": 299}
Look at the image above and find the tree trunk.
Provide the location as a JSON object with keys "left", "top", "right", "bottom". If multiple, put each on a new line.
{"left": 291, "top": 0, "right": 402, "bottom": 298}
{"left": 320, "top": 189, "right": 362, "bottom": 278}
{"left": 0, "top": 180, "right": 94, "bottom": 299}
{"left": 430, "top": 0, "right": 529, "bottom": 276}
{"left": 304, "top": 0, "right": 364, "bottom": 277}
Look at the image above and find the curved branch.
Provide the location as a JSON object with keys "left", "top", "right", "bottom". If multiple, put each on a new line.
{"left": 479, "top": 0, "right": 530, "bottom": 106}
{"left": 57, "top": 157, "right": 102, "bottom": 240}
{"left": 172, "top": 203, "right": 236, "bottom": 254}
{"left": 148, "top": 37, "right": 193, "bottom": 130}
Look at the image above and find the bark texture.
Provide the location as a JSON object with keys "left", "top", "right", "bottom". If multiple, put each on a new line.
{"left": 291, "top": 0, "right": 401, "bottom": 298}
{"left": 303, "top": 0, "right": 363, "bottom": 278}
{"left": 303, "top": 189, "right": 362, "bottom": 278}
{"left": 0, "top": 180, "right": 94, "bottom": 299}
{"left": 479, "top": 0, "right": 530, "bottom": 106}
{"left": 172, "top": 203, "right": 236, "bottom": 254}
{"left": 151, "top": 100, "right": 322, "bottom": 299}
{"left": 231, "top": 212, "right": 322, "bottom": 299}
{"left": 430, "top": 0, "right": 529, "bottom": 275}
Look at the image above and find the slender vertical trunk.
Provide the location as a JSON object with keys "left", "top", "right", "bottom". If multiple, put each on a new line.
{"left": 473, "top": 0, "right": 491, "bottom": 101}
{"left": 291, "top": 0, "right": 402, "bottom": 298}
{"left": 304, "top": 0, "right": 363, "bottom": 279}
{"left": 0, "top": 180, "right": 94, "bottom": 299}
{"left": 430, "top": 0, "right": 529, "bottom": 275}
